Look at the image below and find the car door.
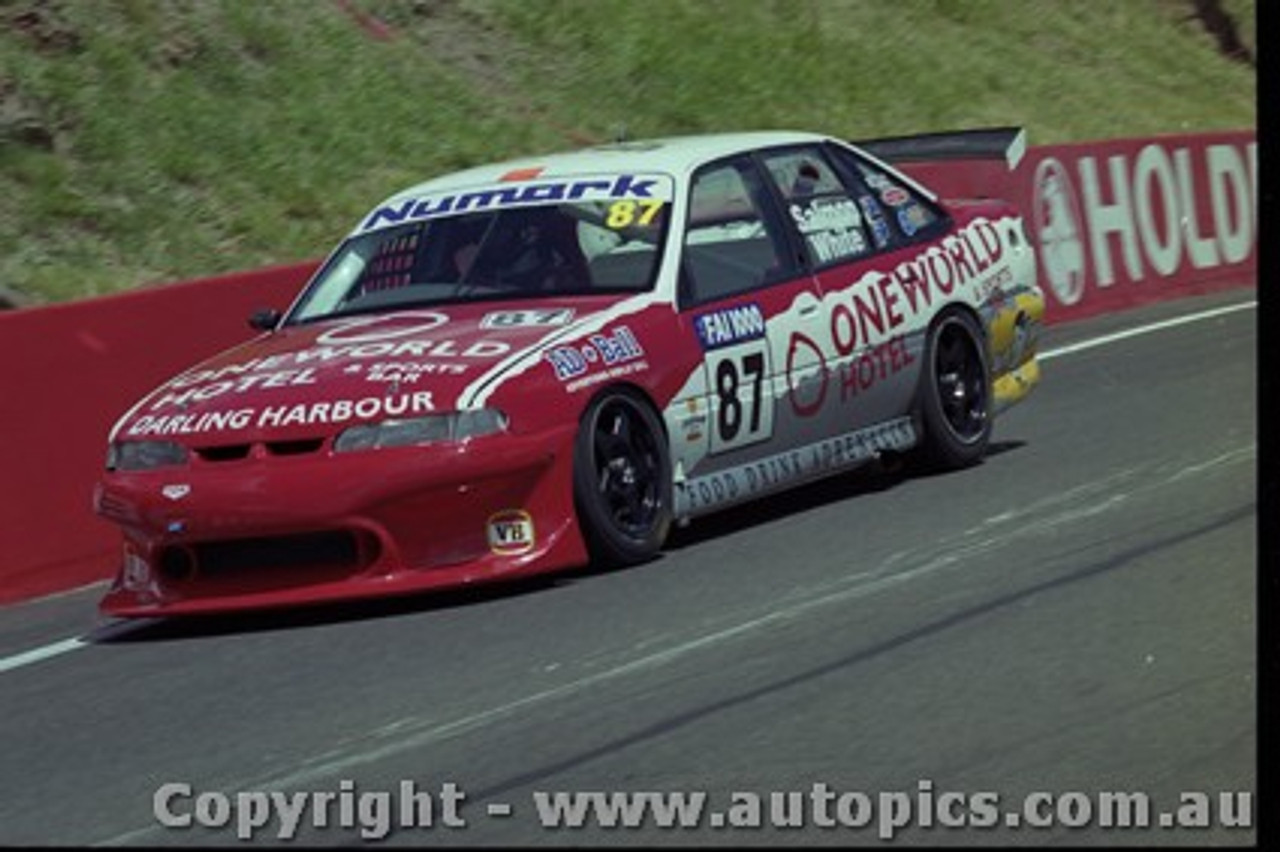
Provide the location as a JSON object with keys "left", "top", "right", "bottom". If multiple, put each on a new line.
{"left": 757, "top": 143, "right": 952, "bottom": 438}
{"left": 823, "top": 141, "right": 955, "bottom": 430}
{"left": 671, "top": 154, "right": 828, "bottom": 515}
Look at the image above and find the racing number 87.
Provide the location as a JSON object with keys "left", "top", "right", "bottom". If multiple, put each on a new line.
{"left": 709, "top": 345, "right": 773, "bottom": 453}
{"left": 606, "top": 200, "right": 664, "bottom": 229}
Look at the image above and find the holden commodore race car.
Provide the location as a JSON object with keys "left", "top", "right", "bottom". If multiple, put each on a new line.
{"left": 96, "top": 129, "right": 1044, "bottom": 616}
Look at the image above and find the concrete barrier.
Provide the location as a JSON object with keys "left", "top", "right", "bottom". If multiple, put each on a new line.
{"left": 0, "top": 130, "right": 1256, "bottom": 606}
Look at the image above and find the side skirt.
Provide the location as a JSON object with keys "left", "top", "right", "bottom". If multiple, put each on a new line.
{"left": 673, "top": 416, "right": 918, "bottom": 520}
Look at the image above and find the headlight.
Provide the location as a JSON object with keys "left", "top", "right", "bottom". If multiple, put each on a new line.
{"left": 333, "top": 409, "right": 508, "bottom": 453}
{"left": 106, "top": 441, "right": 189, "bottom": 471}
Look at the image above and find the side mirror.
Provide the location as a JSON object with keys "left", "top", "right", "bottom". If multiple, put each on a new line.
{"left": 248, "top": 308, "right": 282, "bottom": 332}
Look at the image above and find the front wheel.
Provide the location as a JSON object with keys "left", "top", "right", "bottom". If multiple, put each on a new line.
{"left": 914, "top": 311, "right": 992, "bottom": 470}
{"left": 573, "top": 391, "right": 672, "bottom": 567}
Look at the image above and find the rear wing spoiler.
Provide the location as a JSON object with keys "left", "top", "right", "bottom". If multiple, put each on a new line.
{"left": 851, "top": 126, "right": 1027, "bottom": 172}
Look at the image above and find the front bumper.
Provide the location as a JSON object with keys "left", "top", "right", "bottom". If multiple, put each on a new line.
{"left": 96, "top": 426, "right": 586, "bottom": 616}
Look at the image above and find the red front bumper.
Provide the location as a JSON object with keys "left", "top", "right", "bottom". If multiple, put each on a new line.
{"left": 96, "top": 427, "right": 587, "bottom": 616}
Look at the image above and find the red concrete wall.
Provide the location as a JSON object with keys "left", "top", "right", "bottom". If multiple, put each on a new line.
{"left": 0, "top": 129, "right": 1256, "bottom": 607}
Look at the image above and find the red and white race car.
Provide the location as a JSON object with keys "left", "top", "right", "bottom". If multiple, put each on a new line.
{"left": 96, "top": 130, "right": 1044, "bottom": 616}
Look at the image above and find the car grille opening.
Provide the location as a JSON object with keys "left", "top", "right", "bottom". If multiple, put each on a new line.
{"left": 159, "top": 546, "right": 196, "bottom": 582}
{"left": 193, "top": 439, "right": 326, "bottom": 462}
{"left": 195, "top": 444, "right": 251, "bottom": 462}
{"left": 265, "top": 438, "right": 325, "bottom": 456}
{"left": 197, "top": 531, "right": 363, "bottom": 576}
{"left": 156, "top": 531, "right": 379, "bottom": 591}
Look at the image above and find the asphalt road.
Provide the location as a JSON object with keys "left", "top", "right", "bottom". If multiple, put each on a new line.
{"left": 0, "top": 288, "right": 1258, "bottom": 845}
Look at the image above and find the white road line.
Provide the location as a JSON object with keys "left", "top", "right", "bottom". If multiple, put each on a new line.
{"left": 0, "top": 296, "right": 1258, "bottom": 677}
{"left": 0, "top": 636, "right": 88, "bottom": 674}
{"left": 1039, "top": 299, "right": 1255, "bottom": 361}
{"left": 0, "top": 619, "right": 155, "bottom": 675}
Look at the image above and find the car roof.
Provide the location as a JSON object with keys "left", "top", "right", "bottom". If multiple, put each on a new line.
{"left": 378, "top": 130, "right": 834, "bottom": 203}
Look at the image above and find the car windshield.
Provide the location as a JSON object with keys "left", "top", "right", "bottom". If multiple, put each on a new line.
{"left": 287, "top": 194, "right": 671, "bottom": 324}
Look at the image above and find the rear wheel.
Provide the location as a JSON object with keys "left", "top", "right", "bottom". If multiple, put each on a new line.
{"left": 573, "top": 391, "right": 672, "bottom": 567}
{"left": 915, "top": 311, "right": 992, "bottom": 470}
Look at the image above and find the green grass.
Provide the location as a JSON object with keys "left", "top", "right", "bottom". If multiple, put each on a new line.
{"left": 0, "top": 0, "right": 1256, "bottom": 305}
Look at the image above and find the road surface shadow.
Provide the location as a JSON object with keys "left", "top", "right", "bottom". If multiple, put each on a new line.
{"left": 667, "top": 439, "right": 1024, "bottom": 549}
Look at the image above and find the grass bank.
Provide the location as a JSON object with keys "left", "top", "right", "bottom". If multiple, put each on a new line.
{"left": 0, "top": 0, "right": 1256, "bottom": 305}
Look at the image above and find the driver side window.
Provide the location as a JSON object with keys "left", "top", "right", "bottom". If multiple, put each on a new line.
{"left": 681, "top": 159, "right": 794, "bottom": 306}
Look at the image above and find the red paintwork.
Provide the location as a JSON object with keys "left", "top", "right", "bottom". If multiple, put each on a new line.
{"left": 98, "top": 425, "right": 586, "bottom": 615}
{"left": 96, "top": 293, "right": 696, "bottom": 615}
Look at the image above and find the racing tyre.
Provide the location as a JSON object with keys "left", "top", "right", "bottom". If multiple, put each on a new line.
{"left": 914, "top": 311, "right": 992, "bottom": 470}
{"left": 573, "top": 391, "right": 673, "bottom": 567}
